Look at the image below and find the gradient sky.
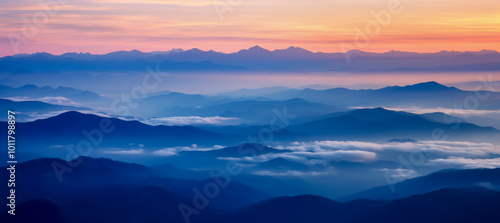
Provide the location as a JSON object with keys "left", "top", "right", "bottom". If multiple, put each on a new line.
{"left": 1, "top": 0, "right": 499, "bottom": 56}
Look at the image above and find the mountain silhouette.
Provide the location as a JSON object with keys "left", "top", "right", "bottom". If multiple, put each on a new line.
{"left": 262, "top": 81, "right": 500, "bottom": 109}
{"left": 285, "top": 107, "right": 499, "bottom": 141}
{"left": 3, "top": 111, "right": 240, "bottom": 156}
{"left": 342, "top": 168, "right": 500, "bottom": 201}
{"left": 0, "top": 156, "right": 271, "bottom": 222}
{"left": 4, "top": 48, "right": 500, "bottom": 72}
{"left": 211, "top": 187, "right": 500, "bottom": 223}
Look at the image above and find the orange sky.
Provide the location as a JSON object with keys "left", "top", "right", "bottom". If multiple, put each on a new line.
{"left": 1, "top": 0, "right": 499, "bottom": 56}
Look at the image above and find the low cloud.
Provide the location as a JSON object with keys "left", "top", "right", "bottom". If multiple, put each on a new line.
{"left": 153, "top": 144, "right": 224, "bottom": 156}
{"left": 7, "top": 96, "right": 81, "bottom": 106}
{"left": 377, "top": 168, "right": 418, "bottom": 181}
{"left": 104, "top": 149, "right": 144, "bottom": 154}
{"left": 285, "top": 140, "right": 500, "bottom": 157}
{"left": 430, "top": 157, "right": 500, "bottom": 169}
{"left": 220, "top": 140, "right": 499, "bottom": 168}
{"left": 290, "top": 150, "right": 377, "bottom": 162}
{"left": 147, "top": 116, "right": 240, "bottom": 125}
{"left": 252, "top": 170, "right": 329, "bottom": 177}
{"left": 153, "top": 148, "right": 178, "bottom": 156}
{"left": 475, "top": 182, "right": 500, "bottom": 190}
{"left": 351, "top": 106, "right": 500, "bottom": 117}
{"left": 14, "top": 110, "right": 109, "bottom": 122}
{"left": 219, "top": 149, "right": 377, "bottom": 164}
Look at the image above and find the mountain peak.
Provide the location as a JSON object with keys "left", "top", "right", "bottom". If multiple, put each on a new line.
{"left": 19, "top": 84, "right": 40, "bottom": 90}
{"left": 403, "top": 81, "right": 455, "bottom": 91}
{"left": 475, "top": 49, "right": 499, "bottom": 55}
{"left": 346, "top": 49, "right": 367, "bottom": 54}
{"left": 205, "top": 143, "right": 284, "bottom": 157}
{"left": 53, "top": 111, "right": 92, "bottom": 118}
{"left": 347, "top": 107, "right": 396, "bottom": 117}
{"left": 242, "top": 45, "right": 270, "bottom": 53}
{"left": 249, "top": 45, "right": 264, "bottom": 50}
{"left": 32, "top": 52, "right": 55, "bottom": 57}
{"left": 47, "top": 111, "right": 111, "bottom": 123}
{"left": 281, "top": 46, "right": 312, "bottom": 54}
{"left": 129, "top": 49, "right": 142, "bottom": 53}
{"left": 414, "top": 81, "right": 442, "bottom": 86}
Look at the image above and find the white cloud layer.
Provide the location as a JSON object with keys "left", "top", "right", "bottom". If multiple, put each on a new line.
{"left": 376, "top": 168, "right": 418, "bottom": 181}
{"left": 7, "top": 96, "right": 81, "bottom": 106}
{"left": 219, "top": 140, "right": 500, "bottom": 170}
{"left": 147, "top": 116, "right": 239, "bottom": 125}
{"left": 251, "top": 170, "right": 329, "bottom": 177}
{"left": 351, "top": 106, "right": 500, "bottom": 118}
{"left": 282, "top": 140, "right": 500, "bottom": 157}
{"left": 219, "top": 149, "right": 377, "bottom": 164}
{"left": 104, "top": 149, "right": 144, "bottom": 154}
{"left": 153, "top": 144, "right": 224, "bottom": 156}
{"left": 430, "top": 157, "right": 500, "bottom": 169}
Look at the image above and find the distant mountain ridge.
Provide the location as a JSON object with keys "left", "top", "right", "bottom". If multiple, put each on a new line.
{"left": 3, "top": 157, "right": 500, "bottom": 223}
{"left": 260, "top": 81, "right": 500, "bottom": 109}
{"left": 0, "top": 84, "right": 101, "bottom": 97}
{"left": 0, "top": 84, "right": 106, "bottom": 106}
{"left": 3, "top": 47, "right": 500, "bottom": 72}
{"left": 1, "top": 111, "right": 241, "bottom": 156}
{"left": 3, "top": 106, "right": 497, "bottom": 160}
{"left": 0, "top": 98, "right": 90, "bottom": 121}
{"left": 211, "top": 187, "right": 500, "bottom": 223}
{"left": 282, "top": 107, "right": 499, "bottom": 142}
{"left": 0, "top": 156, "right": 271, "bottom": 223}
{"left": 12, "top": 47, "right": 499, "bottom": 60}
{"left": 342, "top": 168, "right": 500, "bottom": 201}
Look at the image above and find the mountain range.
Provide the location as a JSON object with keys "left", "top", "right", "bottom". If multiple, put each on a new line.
{"left": 342, "top": 168, "right": 500, "bottom": 201}
{"left": 0, "top": 98, "right": 90, "bottom": 121}
{"left": 5, "top": 111, "right": 240, "bottom": 159}
{"left": 255, "top": 81, "right": 500, "bottom": 109}
{"left": 0, "top": 84, "right": 107, "bottom": 106}
{"left": 209, "top": 188, "right": 500, "bottom": 223}
{"left": 2, "top": 157, "right": 500, "bottom": 223}
{"left": 2, "top": 47, "right": 500, "bottom": 72}
{"left": 2, "top": 106, "right": 498, "bottom": 163}
{"left": 5, "top": 82, "right": 500, "bottom": 122}
{"left": 3, "top": 43, "right": 499, "bottom": 223}
{"left": 0, "top": 157, "right": 270, "bottom": 223}
{"left": 284, "top": 107, "right": 499, "bottom": 141}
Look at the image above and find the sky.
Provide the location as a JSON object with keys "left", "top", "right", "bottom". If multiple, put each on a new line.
{"left": 1, "top": 0, "right": 499, "bottom": 56}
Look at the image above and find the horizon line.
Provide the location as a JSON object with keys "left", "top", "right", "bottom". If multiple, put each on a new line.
{"left": 5, "top": 46, "right": 499, "bottom": 57}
